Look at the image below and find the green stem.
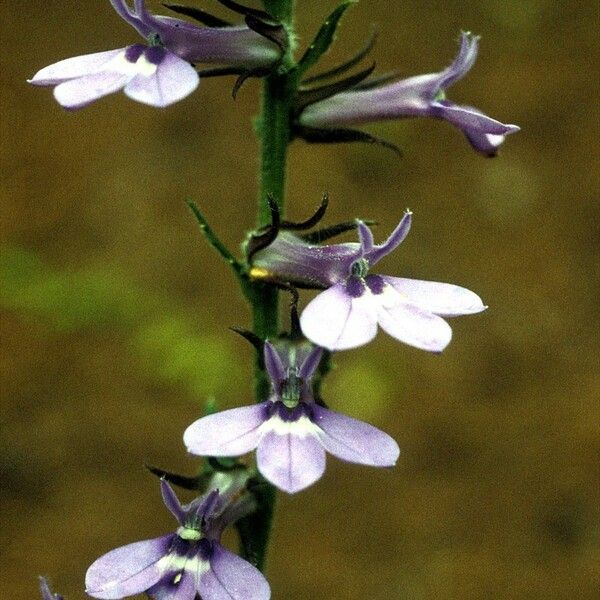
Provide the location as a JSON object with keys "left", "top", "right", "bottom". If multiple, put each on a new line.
{"left": 237, "top": 0, "right": 296, "bottom": 573}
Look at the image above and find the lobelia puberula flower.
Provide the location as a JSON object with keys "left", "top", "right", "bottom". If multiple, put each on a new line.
{"left": 298, "top": 32, "right": 519, "bottom": 156}
{"left": 184, "top": 341, "right": 400, "bottom": 494}
{"left": 85, "top": 476, "right": 270, "bottom": 600}
{"left": 39, "top": 577, "right": 63, "bottom": 600}
{"left": 28, "top": 0, "right": 281, "bottom": 109}
{"left": 250, "top": 211, "right": 487, "bottom": 351}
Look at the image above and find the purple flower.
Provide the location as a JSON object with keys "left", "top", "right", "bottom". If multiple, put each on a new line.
{"left": 85, "top": 479, "right": 270, "bottom": 600}
{"left": 251, "top": 212, "right": 486, "bottom": 351}
{"left": 39, "top": 577, "right": 63, "bottom": 600}
{"left": 298, "top": 32, "right": 519, "bottom": 156}
{"left": 184, "top": 341, "right": 399, "bottom": 494}
{"left": 28, "top": 0, "right": 281, "bottom": 109}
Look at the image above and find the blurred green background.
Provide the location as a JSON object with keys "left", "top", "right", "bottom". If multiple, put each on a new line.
{"left": 1, "top": 1, "right": 598, "bottom": 598}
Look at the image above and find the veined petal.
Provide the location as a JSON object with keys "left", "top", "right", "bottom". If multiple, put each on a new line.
{"left": 53, "top": 71, "right": 132, "bottom": 110}
{"left": 437, "top": 32, "right": 479, "bottom": 89}
{"left": 199, "top": 543, "right": 270, "bottom": 600}
{"left": 148, "top": 570, "right": 196, "bottom": 600}
{"left": 313, "top": 406, "right": 400, "bottom": 466}
{"left": 365, "top": 211, "right": 413, "bottom": 266}
{"left": 85, "top": 535, "right": 172, "bottom": 599}
{"left": 124, "top": 51, "right": 199, "bottom": 107}
{"left": 264, "top": 341, "right": 286, "bottom": 386}
{"left": 358, "top": 221, "right": 375, "bottom": 254}
{"left": 183, "top": 404, "right": 268, "bottom": 457}
{"left": 28, "top": 49, "right": 125, "bottom": 86}
{"left": 257, "top": 425, "right": 326, "bottom": 493}
{"left": 383, "top": 276, "right": 487, "bottom": 316}
{"left": 432, "top": 101, "right": 519, "bottom": 136}
{"left": 160, "top": 480, "right": 186, "bottom": 525}
{"left": 298, "top": 345, "right": 323, "bottom": 380}
{"left": 375, "top": 286, "right": 453, "bottom": 352}
{"left": 300, "top": 283, "right": 378, "bottom": 351}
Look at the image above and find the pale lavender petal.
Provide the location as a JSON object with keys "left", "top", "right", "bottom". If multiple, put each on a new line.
{"left": 463, "top": 130, "right": 510, "bottom": 157}
{"left": 300, "top": 283, "right": 378, "bottom": 351}
{"left": 366, "top": 211, "right": 413, "bottom": 266}
{"left": 298, "top": 346, "right": 323, "bottom": 380}
{"left": 432, "top": 101, "right": 518, "bottom": 135}
{"left": 376, "top": 293, "right": 453, "bottom": 352}
{"left": 197, "top": 490, "right": 221, "bottom": 521}
{"left": 257, "top": 430, "right": 326, "bottom": 493}
{"left": 160, "top": 480, "right": 186, "bottom": 524}
{"left": 53, "top": 71, "right": 131, "bottom": 110}
{"left": 28, "top": 49, "right": 125, "bottom": 86}
{"left": 437, "top": 32, "right": 479, "bottom": 89}
{"left": 199, "top": 543, "right": 270, "bottom": 600}
{"left": 85, "top": 535, "right": 172, "bottom": 599}
{"left": 148, "top": 571, "right": 196, "bottom": 600}
{"left": 357, "top": 221, "right": 375, "bottom": 254}
{"left": 263, "top": 341, "right": 286, "bottom": 385}
{"left": 313, "top": 406, "right": 399, "bottom": 466}
{"left": 383, "top": 276, "right": 487, "bottom": 316}
{"left": 183, "top": 404, "right": 268, "bottom": 456}
{"left": 39, "top": 577, "right": 63, "bottom": 600}
{"left": 124, "top": 51, "right": 199, "bottom": 107}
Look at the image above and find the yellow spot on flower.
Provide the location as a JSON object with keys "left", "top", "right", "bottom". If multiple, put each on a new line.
{"left": 249, "top": 266, "right": 271, "bottom": 280}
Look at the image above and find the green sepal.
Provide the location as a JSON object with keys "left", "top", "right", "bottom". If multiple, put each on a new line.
{"left": 186, "top": 200, "right": 245, "bottom": 279}
{"left": 146, "top": 464, "right": 213, "bottom": 491}
{"left": 302, "top": 29, "right": 376, "bottom": 85}
{"left": 295, "top": 125, "right": 401, "bottom": 155}
{"left": 295, "top": 1, "right": 356, "bottom": 77}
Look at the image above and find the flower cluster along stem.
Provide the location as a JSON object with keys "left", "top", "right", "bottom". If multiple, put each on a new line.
{"left": 239, "top": 0, "right": 297, "bottom": 574}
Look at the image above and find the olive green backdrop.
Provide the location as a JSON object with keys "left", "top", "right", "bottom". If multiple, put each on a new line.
{"left": 1, "top": 1, "right": 598, "bottom": 598}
